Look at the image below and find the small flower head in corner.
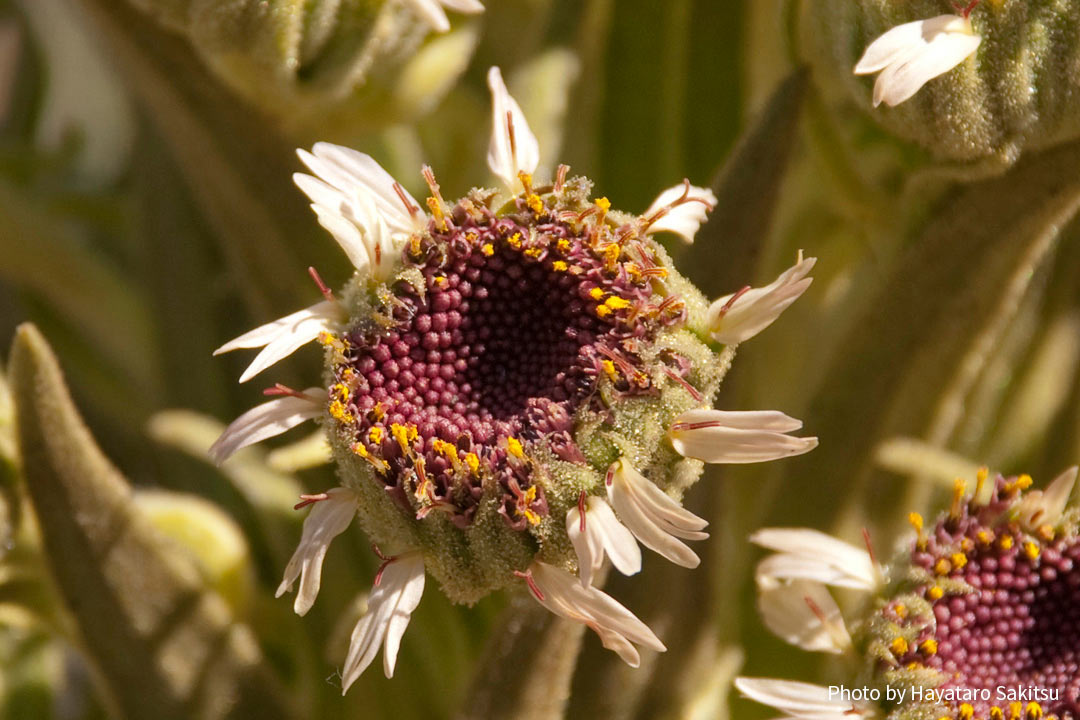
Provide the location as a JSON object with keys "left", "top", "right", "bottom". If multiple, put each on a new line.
{"left": 854, "top": 3, "right": 982, "bottom": 108}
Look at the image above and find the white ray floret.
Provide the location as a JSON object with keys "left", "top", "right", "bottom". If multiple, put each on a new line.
{"left": 1015, "top": 466, "right": 1078, "bottom": 530}
{"left": 524, "top": 561, "right": 665, "bottom": 668}
{"left": 751, "top": 527, "right": 880, "bottom": 591}
{"left": 641, "top": 181, "right": 717, "bottom": 243}
{"left": 341, "top": 552, "right": 426, "bottom": 691}
{"left": 276, "top": 488, "right": 360, "bottom": 616}
{"left": 208, "top": 388, "right": 327, "bottom": 464}
{"left": 735, "top": 677, "right": 875, "bottom": 720}
{"left": 708, "top": 254, "right": 816, "bottom": 345}
{"left": 566, "top": 495, "right": 642, "bottom": 587}
{"left": 214, "top": 300, "right": 343, "bottom": 383}
{"left": 668, "top": 409, "right": 818, "bottom": 464}
{"left": 605, "top": 458, "right": 708, "bottom": 569}
{"left": 757, "top": 575, "right": 852, "bottom": 654}
{"left": 402, "top": 0, "right": 484, "bottom": 33}
{"left": 854, "top": 14, "right": 981, "bottom": 108}
{"left": 486, "top": 66, "right": 540, "bottom": 193}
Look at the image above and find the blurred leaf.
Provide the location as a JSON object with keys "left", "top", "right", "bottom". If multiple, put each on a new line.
{"left": 9, "top": 323, "right": 292, "bottom": 720}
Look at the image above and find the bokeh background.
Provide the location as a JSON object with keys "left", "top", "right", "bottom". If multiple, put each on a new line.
{"left": 1, "top": 0, "right": 1078, "bottom": 718}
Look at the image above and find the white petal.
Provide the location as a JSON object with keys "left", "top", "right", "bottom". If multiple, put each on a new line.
{"left": 642, "top": 183, "right": 717, "bottom": 243}
{"left": 298, "top": 143, "right": 424, "bottom": 236}
{"left": 708, "top": 256, "right": 816, "bottom": 344}
{"left": 669, "top": 409, "right": 818, "bottom": 464}
{"left": 1015, "top": 466, "right": 1078, "bottom": 529}
{"left": 568, "top": 497, "right": 642, "bottom": 586}
{"left": 607, "top": 459, "right": 707, "bottom": 569}
{"left": 757, "top": 576, "right": 851, "bottom": 654}
{"left": 854, "top": 17, "right": 936, "bottom": 74}
{"left": 208, "top": 389, "right": 326, "bottom": 464}
{"left": 341, "top": 553, "right": 425, "bottom": 691}
{"left": 275, "top": 488, "right": 359, "bottom": 615}
{"left": 527, "top": 561, "right": 664, "bottom": 665}
{"left": 486, "top": 66, "right": 540, "bottom": 192}
{"left": 735, "top": 678, "right": 862, "bottom": 719}
{"left": 402, "top": 0, "right": 451, "bottom": 32}
{"left": 751, "top": 528, "right": 878, "bottom": 590}
{"left": 874, "top": 29, "right": 980, "bottom": 107}
{"left": 214, "top": 300, "right": 341, "bottom": 383}
{"left": 439, "top": 0, "right": 485, "bottom": 13}
{"left": 567, "top": 503, "right": 603, "bottom": 587}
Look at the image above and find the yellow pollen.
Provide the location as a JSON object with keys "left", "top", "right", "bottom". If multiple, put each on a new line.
{"left": 507, "top": 437, "right": 524, "bottom": 459}
{"left": 934, "top": 558, "right": 952, "bottom": 575}
{"left": 977, "top": 529, "right": 994, "bottom": 546}
{"left": 433, "top": 275, "right": 448, "bottom": 287}
{"left": 927, "top": 586, "right": 944, "bottom": 601}
{"left": 950, "top": 477, "right": 967, "bottom": 517}
{"left": 465, "top": 230, "right": 479, "bottom": 243}
{"left": 527, "top": 194, "right": 544, "bottom": 214}
{"left": 601, "top": 359, "right": 619, "bottom": 381}
{"left": 552, "top": 260, "right": 568, "bottom": 272}
{"left": 1026, "top": 703, "right": 1042, "bottom": 720}
{"left": 604, "top": 295, "right": 631, "bottom": 311}
{"left": 908, "top": 512, "right": 924, "bottom": 533}
{"left": 976, "top": 465, "right": 989, "bottom": 497}
{"left": 426, "top": 197, "right": 447, "bottom": 230}
{"left": 507, "top": 232, "right": 522, "bottom": 248}
{"left": 990, "top": 707, "right": 1004, "bottom": 720}
{"left": 595, "top": 305, "right": 612, "bottom": 318}
{"left": 1017, "top": 474, "right": 1033, "bottom": 490}
{"left": 595, "top": 197, "right": 611, "bottom": 214}
{"left": 951, "top": 552, "right": 968, "bottom": 569}
{"left": 372, "top": 403, "right": 386, "bottom": 421}
{"left": 960, "top": 703, "right": 975, "bottom": 720}
{"left": 890, "top": 637, "right": 909, "bottom": 655}
{"left": 919, "top": 638, "right": 938, "bottom": 655}
{"left": 525, "top": 247, "right": 543, "bottom": 259}
{"left": 961, "top": 537, "right": 975, "bottom": 552}
{"left": 482, "top": 243, "right": 495, "bottom": 256}
{"left": 318, "top": 331, "right": 335, "bottom": 346}
{"left": 1009, "top": 702, "right": 1023, "bottom": 720}
{"left": 1023, "top": 541, "right": 1040, "bottom": 560}
{"left": 895, "top": 603, "right": 908, "bottom": 619}
{"left": 556, "top": 238, "right": 571, "bottom": 254}
{"left": 368, "top": 426, "right": 384, "bottom": 444}
{"left": 391, "top": 423, "right": 417, "bottom": 453}
{"left": 999, "top": 535, "right": 1014, "bottom": 551}
{"left": 603, "top": 243, "right": 620, "bottom": 266}
{"left": 589, "top": 287, "right": 605, "bottom": 300}
{"left": 464, "top": 453, "right": 480, "bottom": 474}
{"left": 940, "top": 716, "right": 954, "bottom": 720}
{"left": 907, "top": 661, "right": 922, "bottom": 670}
{"left": 1037, "top": 524, "right": 1055, "bottom": 542}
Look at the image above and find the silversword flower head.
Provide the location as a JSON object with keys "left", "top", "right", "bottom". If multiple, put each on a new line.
{"left": 212, "top": 66, "right": 816, "bottom": 686}
{"left": 741, "top": 466, "right": 1080, "bottom": 720}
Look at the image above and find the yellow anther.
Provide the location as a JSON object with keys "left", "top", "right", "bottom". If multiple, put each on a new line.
{"left": 482, "top": 243, "right": 495, "bottom": 256}
{"left": 990, "top": 706, "right": 1004, "bottom": 720}
{"left": 894, "top": 603, "right": 908, "bottom": 619}
{"left": 1016, "top": 474, "right": 1033, "bottom": 490}
{"left": 977, "top": 529, "right": 994, "bottom": 546}
{"left": 960, "top": 703, "right": 974, "bottom": 720}
{"left": 1023, "top": 541, "right": 1040, "bottom": 560}
{"left": 934, "top": 558, "right": 952, "bottom": 575}
{"left": 1025, "top": 703, "right": 1042, "bottom": 720}
{"left": 465, "top": 453, "right": 480, "bottom": 474}
{"left": 604, "top": 295, "right": 631, "bottom": 311}
{"left": 507, "top": 232, "right": 522, "bottom": 248}
{"left": 595, "top": 305, "right": 612, "bottom": 318}
{"left": 960, "top": 537, "right": 975, "bottom": 552}
{"left": 603, "top": 243, "right": 620, "bottom": 267}
{"left": 525, "top": 247, "right": 543, "bottom": 259}
{"left": 951, "top": 552, "right": 968, "bottom": 569}
{"left": 1009, "top": 702, "right": 1023, "bottom": 720}
{"left": 352, "top": 443, "right": 388, "bottom": 473}
{"left": 433, "top": 275, "right": 448, "bottom": 287}
{"left": 999, "top": 535, "right": 1014, "bottom": 551}
{"left": 371, "top": 403, "right": 386, "bottom": 421}
{"left": 890, "top": 637, "right": 909, "bottom": 655}
{"left": 465, "top": 230, "right": 479, "bottom": 243}
{"left": 595, "top": 197, "right": 611, "bottom": 214}
{"left": 589, "top": 287, "right": 605, "bottom": 301}
{"left": 927, "top": 586, "right": 944, "bottom": 601}
{"left": 527, "top": 194, "right": 544, "bottom": 215}
{"left": 552, "top": 260, "right": 569, "bottom": 272}
{"left": 556, "top": 238, "right": 571, "bottom": 254}
{"left": 919, "top": 638, "right": 938, "bottom": 655}
{"left": 318, "top": 331, "right": 335, "bottom": 346}
{"left": 1037, "top": 524, "right": 1055, "bottom": 542}
{"left": 507, "top": 437, "right": 524, "bottom": 459}
{"left": 908, "top": 512, "right": 924, "bottom": 533}
{"left": 976, "top": 466, "right": 989, "bottom": 498}
{"left": 368, "top": 426, "right": 384, "bottom": 444}
{"left": 601, "top": 359, "right": 619, "bottom": 381}
{"left": 391, "top": 423, "right": 415, "bottom": 453}
{"left": 426, "top": 196, "right": 447, "bottom": 231}
{"left": 950, "top": 477, "right": 967, "bottom": 517}
{"left": 907, "top": 661, "right": 922, "bottom": 670}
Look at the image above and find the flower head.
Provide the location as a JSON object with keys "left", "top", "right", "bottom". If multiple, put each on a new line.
{"left": 854, "top": 14, "right": 982, "bottom": 108}
{"left": 741, "top": 467, "right": 1080, "bottom": 720}
{"left": 212, "top": 66, "right": 815, "bottom": 687}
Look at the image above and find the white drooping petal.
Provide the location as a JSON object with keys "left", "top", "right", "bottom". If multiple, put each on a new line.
{"left": 708, "top": 256, "right": 816, "bottom": 345}
{"left": 401, "top": 0, "right": 484, "bottom": 33}
{"left": 486, "top": 66, "right": 540, "bottom": 192}
{"left": 275, "top": 488, "right": 359, "bottom": 616}
{"left": 757, "top": 575, "right": 851, "bottom": 654}
{"left": 735, "top": 678, "right": 871, "bottom": 720}
{"left": 527, "top": 561, "right": 665, "bottom": 668}
{"left": 567, "top": 496, "right": 642, "bottom": 587}
{"left": 208, "top": 388, "right": 327, "bottom": 464}
{"left": 750, "top": 527, "right": 878, "bottom": 591}
{"left": 642, "top": 183, "right": 717, "bottom": 243}
{"left": 606, "top": 459, "right": 708, "bottom": 569}
{"left": 214, "top": 300, "right": 342, "bottom": 383}
{"left": 1015, "top": 467, "right": 1078, "bottom": 530}
{"left": 853, "top": 15, "right": 981, "bottom": 108}
{"left": 297, "top": 143, "right": 425, "bottom": 236}
{"left": 668, "top": 408, "right": 818, "bottom": 464}
{"left": 341, "top": 553, "right": 426, "bottom": 691}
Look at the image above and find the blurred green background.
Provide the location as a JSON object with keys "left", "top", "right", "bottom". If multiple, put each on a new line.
{"left": 0, "top": 0, "right": 1078, "bottom": 718}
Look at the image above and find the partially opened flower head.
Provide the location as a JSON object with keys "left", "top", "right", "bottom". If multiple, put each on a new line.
{"left": 741, "top": 466, "right": 1080, "bottom": 720}
{"left": 212, "top": 66, "right": 816, "bottom": 686}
